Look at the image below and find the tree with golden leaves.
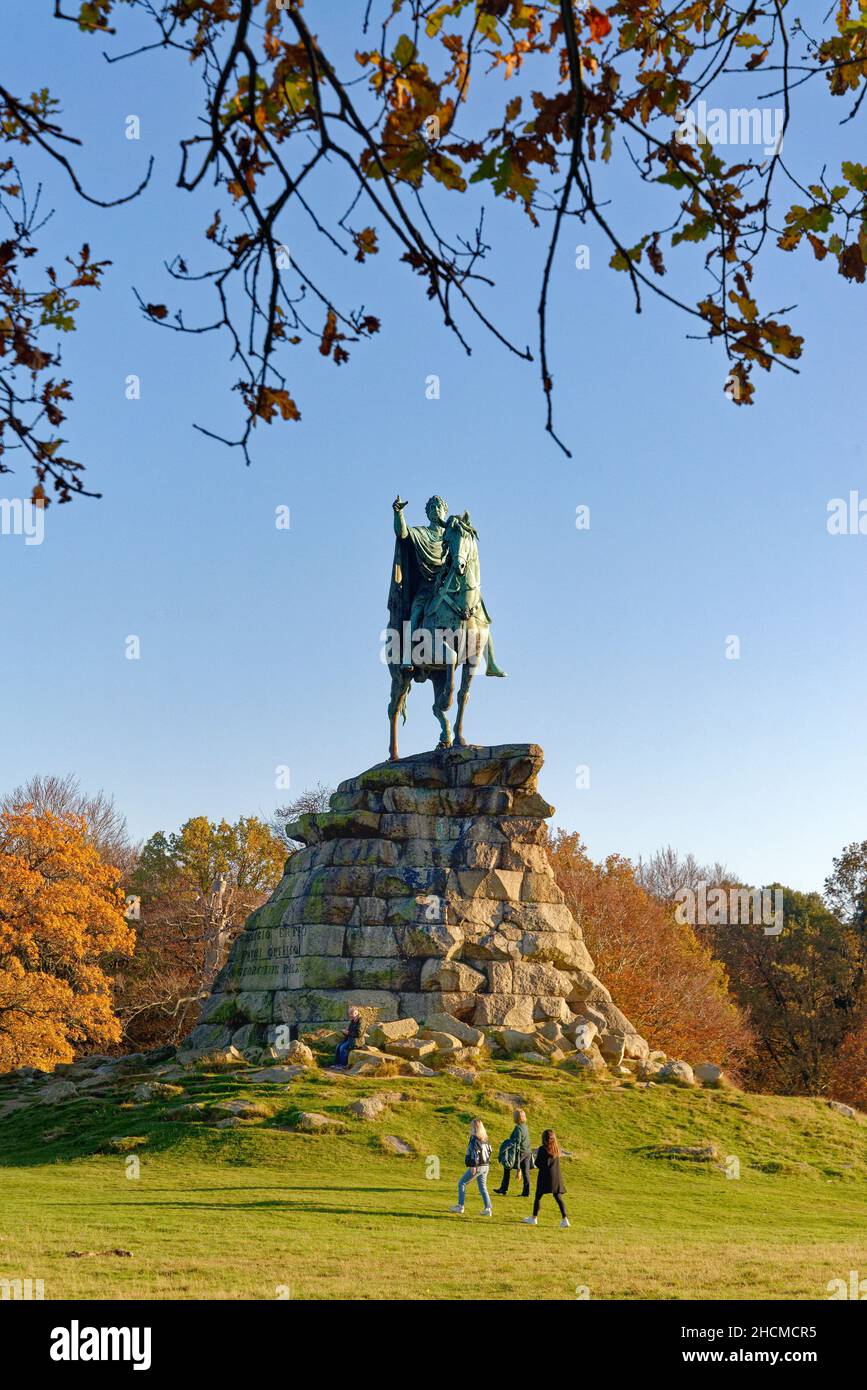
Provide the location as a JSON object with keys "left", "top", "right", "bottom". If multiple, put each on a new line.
{"left": 0, "top": 807, "right": 134, "bottom": 1072}
{"left": 3, "top": 2, "right": 867, "bottom": 499}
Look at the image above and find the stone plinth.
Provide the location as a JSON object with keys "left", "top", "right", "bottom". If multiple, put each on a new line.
{"left": 187, "top": 745, "right": 647, "bottom": 1060}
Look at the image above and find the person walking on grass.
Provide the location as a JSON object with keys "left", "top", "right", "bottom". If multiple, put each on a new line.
{"left": 523, "top": 1128, "right": 569, "bottom": 1228}
{"left": 450, "top": 1119, "right": 493, "bottom": 1217}
{"left": 334, "top": 1006, "right": 363, "bottom": 1069}
{"left": 494, "top": 1108, "right": 532, "bottom": 1197}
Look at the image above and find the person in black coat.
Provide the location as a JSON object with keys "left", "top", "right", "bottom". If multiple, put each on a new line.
{"left": 523, "top": 1128, "right": 569, "bottom": 1228}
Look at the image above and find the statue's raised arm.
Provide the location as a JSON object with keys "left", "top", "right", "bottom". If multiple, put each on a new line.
{"left": 392, "top": 494, "right": 409, "bottom": 540}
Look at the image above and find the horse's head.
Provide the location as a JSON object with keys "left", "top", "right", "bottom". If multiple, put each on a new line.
{"left": 440, "top": 513, "right": 481, "bottom": 618}
{"left": 445, "top": 511, "right": 478, "bottom": 575}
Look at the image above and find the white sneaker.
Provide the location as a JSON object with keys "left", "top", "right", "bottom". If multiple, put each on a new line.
{"left": 482, "top": 1207, "right": 492, "bottom": 1217}
{"left": 449, "top": 1204, "right": 464, "bottom": 1215}
{"left": 522, "top": 1216, "right": 537, "bottom": 1225}
{"left": 559, "top": 1217, "right": 570, "bottom": 1228}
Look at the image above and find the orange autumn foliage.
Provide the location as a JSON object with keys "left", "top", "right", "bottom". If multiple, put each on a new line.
{"left": 548, "top": 831, "right": 753, "bottom": 1071}
{"left": 826, "top": 1009, "right": 867, "bottom": 1113}
{"left": 0, "top": 807, "right": 134, "bottom": 1072}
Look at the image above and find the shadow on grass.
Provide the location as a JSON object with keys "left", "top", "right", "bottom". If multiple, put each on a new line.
{"left": 0, "top": 1101, "right": 258, "bottom": 1168}
{"left": 44, "top": 1195, "right": 461, "bottom": 1222}
{"left": 86, "top": 1184, "right": 427, "bottom": 1196}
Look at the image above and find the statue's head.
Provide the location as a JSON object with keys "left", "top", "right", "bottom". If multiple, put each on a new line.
{"left": 425, "top": 495, "right": 448, "bottom": 524}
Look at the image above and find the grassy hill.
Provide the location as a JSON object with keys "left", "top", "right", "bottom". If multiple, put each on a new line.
{"left": 0, "top": 1058, "right": 864, "bottom": 1301}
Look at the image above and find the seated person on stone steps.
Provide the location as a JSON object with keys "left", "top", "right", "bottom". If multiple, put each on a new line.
{"left": 334, "top": 1007, "right": 363, "bottom": 1069}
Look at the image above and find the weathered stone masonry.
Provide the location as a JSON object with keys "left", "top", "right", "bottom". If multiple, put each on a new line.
{"left": 188, "top": 744, "right": 648, "bottom": 1061}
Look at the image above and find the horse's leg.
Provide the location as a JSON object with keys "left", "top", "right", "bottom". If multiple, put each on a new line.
{"left": 454, "top": 656, "right": 477, "bottom": 747}
{"left": 388, "top": 667, "right": 412, "bottom": 761}
{"left": 432, "top": 666, "right": 455, "bottom": 749}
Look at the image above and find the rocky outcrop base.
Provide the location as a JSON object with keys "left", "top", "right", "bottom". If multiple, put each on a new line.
{"left": 186, "top": 745, "right": 649, "bottom": 1064}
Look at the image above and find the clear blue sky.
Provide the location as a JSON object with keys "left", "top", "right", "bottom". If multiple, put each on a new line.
{"left": 3, "top": 4, "right": 865, "bottom": 893}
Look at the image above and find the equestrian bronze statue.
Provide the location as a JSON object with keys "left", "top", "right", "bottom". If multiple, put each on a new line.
{"left": 386, "top": 495, "right": 505, "bottom": 761}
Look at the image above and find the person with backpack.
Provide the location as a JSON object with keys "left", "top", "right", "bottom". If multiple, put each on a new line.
{"left": 334, "top": 1006, "right": 363, "bottom": 1069}
{"left": 494, "top": 1108, "right": 532, "bottom": 1197}
{"left": 449, "top": 1119, "right": 493, "bottom": 1216}
{"left": 523, "top": 1128, "right": 569, "bottom": 1228}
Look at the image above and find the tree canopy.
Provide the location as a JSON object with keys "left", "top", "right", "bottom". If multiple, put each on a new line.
{"left": 117, "top": 814, "right": 285, "bottom": 1046}
{"left": 2, "top": 772, "right": 135, "bottom": 875}
{"left": 2, "top": 0, "right": 866, "bottom": 500}
{"left": 0, "top": 806, "right": 133, "bottom": 1070}
{"left": 709, "top": 884, "right": 864, "bottom": 1094}
{"left": 549, "top": 829, "right": 753, "bottom": 1066}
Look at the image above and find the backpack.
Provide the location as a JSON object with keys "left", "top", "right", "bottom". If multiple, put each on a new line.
{"left": 498, "top": 1137, "right": 519, "bottom": 1170}
{"left": 465, "top": 1136, "right": 492, "bottom": 1167}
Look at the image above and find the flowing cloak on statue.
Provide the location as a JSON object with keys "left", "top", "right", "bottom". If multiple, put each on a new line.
{"left": 387, "top": 524, "right": 447, "bottom": 632}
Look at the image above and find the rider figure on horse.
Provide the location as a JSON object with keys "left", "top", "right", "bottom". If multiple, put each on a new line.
{"left": 389, "top": 495, "right": 505, "bottom": 678}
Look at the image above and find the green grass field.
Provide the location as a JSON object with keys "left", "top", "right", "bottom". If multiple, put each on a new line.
{"left": 1, "top": 1061, "right": 864, "bottom": 1301}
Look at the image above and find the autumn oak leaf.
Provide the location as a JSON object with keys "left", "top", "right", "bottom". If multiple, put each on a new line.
{"left": 353, "top": 227, "right": 379, "bottom": 262}
{"left": 838, "top": 241, "right": 866, "bottom": 284}
{"left": 587, "top": 8, "right": 612, "bottom": 44}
